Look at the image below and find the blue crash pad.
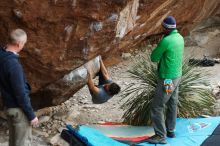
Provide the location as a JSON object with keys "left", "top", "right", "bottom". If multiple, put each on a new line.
{"left": 68, "top": 116, "right": 220, "bottom": 146}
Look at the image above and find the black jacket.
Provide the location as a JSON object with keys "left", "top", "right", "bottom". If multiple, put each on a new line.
{"left": 0, "top": 47, "right": 35, "bottom": 121}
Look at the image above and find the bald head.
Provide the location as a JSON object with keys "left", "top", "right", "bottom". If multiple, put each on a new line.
{"left": 7, "top": 29, "right": 27, "bottom": 53}
{"left": 9, "top": 29, "right": 27, "bottom": 45}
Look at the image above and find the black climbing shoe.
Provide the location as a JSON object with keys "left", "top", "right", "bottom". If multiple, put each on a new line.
{"left": 146, "top": 134, "right": 167, "bottom": 144}
{"left": 167, "top": 131, "right": 176, "bottom": 138}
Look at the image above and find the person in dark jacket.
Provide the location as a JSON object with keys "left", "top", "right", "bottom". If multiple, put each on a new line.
{"left": 87, "top": 57, "right": 121, "bottom": 104}
{"left": 0, "top": 29, "right": 38, "bottom": 146}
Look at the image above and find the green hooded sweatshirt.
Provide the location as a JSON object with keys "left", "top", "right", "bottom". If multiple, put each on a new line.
{"left": 150, "top": 29, "right": 184, "bottom": 79}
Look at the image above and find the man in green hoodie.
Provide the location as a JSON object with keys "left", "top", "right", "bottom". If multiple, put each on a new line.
{"left": 147, "top": 16, "right": 184, "bottom": 144}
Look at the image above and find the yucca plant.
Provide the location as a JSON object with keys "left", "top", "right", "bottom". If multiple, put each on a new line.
{"left": 121, "top": 56, "right": 216, "bottom": 126}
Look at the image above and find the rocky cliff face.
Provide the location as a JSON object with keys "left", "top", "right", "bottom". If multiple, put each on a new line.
{"left": 0, "top": 0, "right": 219, "bottom": 109}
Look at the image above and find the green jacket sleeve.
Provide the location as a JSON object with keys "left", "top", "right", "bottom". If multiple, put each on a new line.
{"left": 150, "top": 38, "right": 168, "bottom": 62}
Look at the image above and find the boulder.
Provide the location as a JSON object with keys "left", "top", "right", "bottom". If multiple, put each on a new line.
{"left": 0, "top": 0, "right": 219, "bottom": 109}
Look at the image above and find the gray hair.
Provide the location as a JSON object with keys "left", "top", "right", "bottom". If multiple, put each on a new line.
{"left": 9, "top": 29, "right": 27, "bottom": 44}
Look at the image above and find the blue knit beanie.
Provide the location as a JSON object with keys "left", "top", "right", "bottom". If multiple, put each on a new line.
{"left": 162, "top": 16, "right": 176, "bottom": 29}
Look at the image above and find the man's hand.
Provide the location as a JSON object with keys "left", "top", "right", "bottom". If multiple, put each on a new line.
{"left": 99, "top": 56, "right": 102, "bottom": 63}
{"left": 85, "top": 62, "right": 93, "bottom": 75}
{"left": 87, "top": 71, "right": 93, "bottom": 83}
{"left": 31, "top": 117, "right": 38, "bottom": 126}
{"left": 87, "top": 71, "right": 91, "bottom": 80}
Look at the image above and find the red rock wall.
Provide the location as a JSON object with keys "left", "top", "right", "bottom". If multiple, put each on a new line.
{"left": 0, "top": 0, "right": 219, "bottom": 109}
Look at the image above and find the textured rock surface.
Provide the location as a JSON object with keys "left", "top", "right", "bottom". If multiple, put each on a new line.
{"left": 0, "top": 0, "right": 219, "bottom": 108}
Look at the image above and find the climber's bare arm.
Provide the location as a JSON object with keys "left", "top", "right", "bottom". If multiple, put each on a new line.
{"left": 99, "top": 58, "right": 110, "bottom": 80}
{"left": 87, "top": 72, "right": 99, "bottom": 94}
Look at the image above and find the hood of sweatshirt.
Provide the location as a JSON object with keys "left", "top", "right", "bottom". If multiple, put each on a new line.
{"left": 0, "top": 47, "right": 18, "bottom": 64}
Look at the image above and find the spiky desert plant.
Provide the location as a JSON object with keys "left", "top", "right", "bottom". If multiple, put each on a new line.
{"left": 121, "top": 56, "right": 216, "bottom": 126}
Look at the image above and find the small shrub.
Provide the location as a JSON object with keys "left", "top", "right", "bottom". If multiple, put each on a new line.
{"left": 121, "top": 56, "right": 216, "bottom": 125}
